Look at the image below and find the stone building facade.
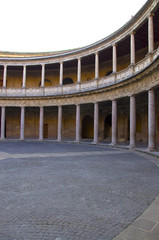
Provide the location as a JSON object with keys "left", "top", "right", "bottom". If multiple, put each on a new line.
{"left": 0, "top": 0, "right": 159, "bottom": 151}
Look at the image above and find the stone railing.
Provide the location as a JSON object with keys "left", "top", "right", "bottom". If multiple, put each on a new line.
{"left": 0, "top": 48, "right": 158, "bottom": 98}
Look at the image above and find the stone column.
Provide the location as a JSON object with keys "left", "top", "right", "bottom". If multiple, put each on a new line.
{"left": 95, "top": 52, "right": 99, "bottom": 79}
{"left": 130, "top": 32, "right": 135, "bottom": 64}
{"left": 1, "top": 107, "right": 5, "bottom": 139}
{"left": 57, "top": 106, "right": 62, "bottom": 141}
{"left": 129, "top": 95, "right": 136, "bottom": 147}
{"left": 75, "top": 104, "right": 80, "bottom": 142}
{"left": 148, "top": 13, "right": 154, "bottom": 53}
{"left": 22, "top": 65, "right": 26, "bottom": 88}
{"left": 112, "top": 44, "right": 117, "bottom": 73}
{"left": 111, "top": 100, "right": 117, "bottom": 145}
{"left": 93, "top": 102, "right": 99, "bottom": 143}
{"left": 59, "top": 62, "right": 63, "bottom": 85}
{"left": 148, "top": 89, "right": 156, "bottom": 151}
{"left": 39, "top": 107, "right": 44, "bottom": 140}
{"left": 3, "top": 65, "right": 7, "bottom": 88}
{"left": 41, "top": 64, "right": 45, "bottom": 87}
{"left": 20, "top": 107, "right": 25, "bottom": 140}
{"left": 77, "top": 58, "right": 81, "bottom": 83}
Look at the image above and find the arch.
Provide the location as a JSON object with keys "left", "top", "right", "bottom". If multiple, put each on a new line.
{"left": 63, "top": 78, "right": 73, "bottom": 85}
{"left": 82, "top": 115, "right": 94, "bottom": 138}
{"left": 104, "top": 114, "right": 112, "bottom": 139}
{"left": 45, "top": 79, "right": 52, "bottom": 87}
{"left": 39, "top": 79, "right": 52, "bottom": 87}
{"left": 105, "top": 70, "right": 112, "bottom": 76}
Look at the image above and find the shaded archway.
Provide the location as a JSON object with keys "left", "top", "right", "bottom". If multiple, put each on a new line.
{"left": 104, "top": 114, "right": 112, "bottom": 139}
{"left": 39, "top": 79, "right": 52, "bottom": 87}
{"left": 82, "top": 115, "right": 94, "bottom": 138}
{"left": 63, "top": 78, "right": 73, "bottom": 85}
{"left": 45, "top": 79, "right": 52, "bottom": 87}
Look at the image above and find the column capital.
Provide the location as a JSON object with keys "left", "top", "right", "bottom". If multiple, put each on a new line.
{"left": 148, "top": 12, "right": 154, "bottom": 18}
{"left": 77, "top": 57, "right": 81, "bottom": 61}
{"left": 130, "top": 31, "right": 136, "bottom": 36}
{"left": 3, "top": 64, "right": 7, "bottom": 68}
{"left": 41, "top": 63, "right": 45, "bottom": 67}
{"left": 148, "top": 88, "right": 155, "bottom": 92}
{"left": 112, "top": 43, "right": 117, "bottom": 47}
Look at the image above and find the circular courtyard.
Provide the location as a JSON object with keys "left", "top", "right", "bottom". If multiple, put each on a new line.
{"left": 0, "top": 141, "right": 159, "bottom": 240}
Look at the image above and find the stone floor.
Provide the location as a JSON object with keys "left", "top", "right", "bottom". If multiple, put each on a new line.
{"left": 0, "top": 141, "right": 159, "bottom": 240}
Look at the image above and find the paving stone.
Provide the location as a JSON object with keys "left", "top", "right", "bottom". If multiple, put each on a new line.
{"left": 132, "top": 219, "right": 157, "bottom": 231}
{"left": 147, "top": 223, "right": 159, "bottom": 240}
{"left": 0, "top": 141, "right": 159, "bottom": 240}
{"left": 119, "top": 226, "right": 148, "bottom": 240}
{"left": 112, "top": 237, "right": 126, "bottom": 240}
{"left": 153, "top": 196, "right": 159, "bottom": 206}
{"left": 139, "top": 205, "right": 159, "bottom": 222}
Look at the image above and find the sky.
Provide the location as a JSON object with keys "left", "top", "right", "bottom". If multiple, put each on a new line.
{"left": 0, "top": 0, "right": 147, "bottom": 53}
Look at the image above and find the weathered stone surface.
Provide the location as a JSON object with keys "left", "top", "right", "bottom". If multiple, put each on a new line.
{"left": 0, "top": 142, "right": 159, "bottom": 240}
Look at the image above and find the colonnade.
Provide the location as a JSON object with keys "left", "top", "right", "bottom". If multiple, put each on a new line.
{"left": 0, "top": 88, "right": 156, "bottom": 151}
{"left": 1, "top": 14, "right": 154, "bottom": 88}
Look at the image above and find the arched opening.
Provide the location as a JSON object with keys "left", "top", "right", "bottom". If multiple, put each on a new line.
{"left": 82, "top": 115, "right": 94, "bottom": 138}
{"left": 63, "top": 78, "right": 73, "bottom": 85}
{"left": 104, "top": 114, "right": 112, "bottom": 139}
{"left": 39, "top": 79, "right": 52, "bottom": 87}
{"left": 105, "top": 70, "right": 112, "bottom": 76}
{"left": 45, "top": 79, "right": 52, "bottom": 87}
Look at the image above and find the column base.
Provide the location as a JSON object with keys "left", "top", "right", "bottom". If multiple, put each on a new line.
{"left": 0, "top": 137, "right": 5, "bottom": 140}
{"left": 110, "top": 142, "right": 117, "bottom": 147}
{"left": 92, "top": 141, "right": 98, "bottom": 145}
{"left": 146, "top": 146, "right": 156, "bottom": 152}
{"left": 128, "top": 144, "right": 136, "bottom": 148}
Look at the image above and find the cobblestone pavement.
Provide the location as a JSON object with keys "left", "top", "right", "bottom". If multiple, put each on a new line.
{"left": 0, "top": 141, "right": 159, "bottom": 240}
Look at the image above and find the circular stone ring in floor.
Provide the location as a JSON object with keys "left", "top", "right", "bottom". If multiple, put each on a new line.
{"left": 0, "top": 142, "right": 159, "bottom": 240}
